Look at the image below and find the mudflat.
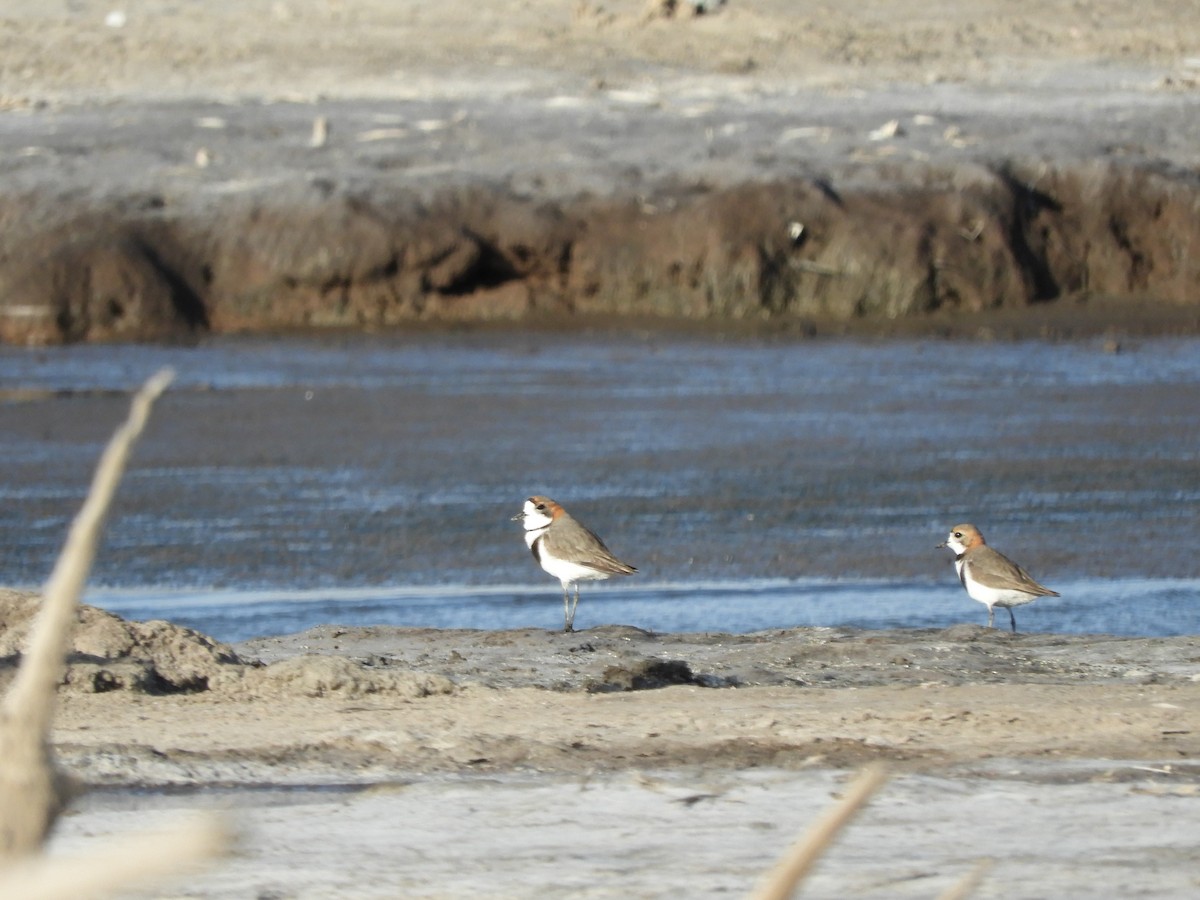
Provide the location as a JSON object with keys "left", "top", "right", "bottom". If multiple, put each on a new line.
{"left": 3, "top": 582, "right": 1197, "bottom": 893}
{"left": 31, "top": 598, "right": 1200, "bottom": 897}
{"left": 49, "top": 620, "right": 1200, "bottom": 783}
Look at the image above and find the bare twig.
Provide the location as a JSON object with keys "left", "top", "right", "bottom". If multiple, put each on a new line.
{"left": 789, "top": 259, "right": 846, "bottom": 277}
{"left": 0, "top": 369, "right": 174, "bottom": 859}
{"left": 0, "top": 814, "right": 231, "bottom": 900}
{"left": 936, "top": 858, "right": 994, "bottom": 900}
{"left": 749, "top": 763, "right": 890, "bottom": 900}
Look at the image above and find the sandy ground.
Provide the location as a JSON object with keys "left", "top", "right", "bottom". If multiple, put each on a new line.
{"left": 6, "top": 0, "right": 1199, "bottom": 103}
{"left": 35, "top": 615, "right": 1200, "bottom": 898}
{"left": 46, "top": 623, "right": 1200, "bottom": 786}
{"left": 0, "top": 584, "right": 1195, "bottom": 893}
{"left": 52, "top": 671, "right": 1200, "bottom": 785}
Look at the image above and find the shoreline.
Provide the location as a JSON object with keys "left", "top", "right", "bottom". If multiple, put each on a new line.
{"left": 3, "top": 583, "right": 1189, "bottom": 786}
{"left": 6, "top": 301, "right": 1200, "bottom": 353}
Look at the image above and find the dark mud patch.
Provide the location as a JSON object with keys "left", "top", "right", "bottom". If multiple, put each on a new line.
{"left": 589, "top": 658, "right": 734, "bottom": 692}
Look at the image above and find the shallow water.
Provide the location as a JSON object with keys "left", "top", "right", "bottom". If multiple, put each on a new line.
{"left": 86, "top": 578, "right": 1200, "bottom": 643}
{"left": 0, "top": 332, "right": 1197, "bottom": 639}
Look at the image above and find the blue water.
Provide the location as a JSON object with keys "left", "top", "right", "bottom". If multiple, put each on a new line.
{"left": 83, "top": 578, "right": 1200, "bottom": 644}
{"left": 1, "top": 332, "right": 1198, "bottom": 639}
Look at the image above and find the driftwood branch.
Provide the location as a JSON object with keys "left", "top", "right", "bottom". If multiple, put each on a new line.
{"left": 936, "top": 858, "right": 995, "bottom": 900}
{"left": 0, "top": 369, "right": 173, "bottom": 859}
{"left": 0, "top": 814, "right": 231, "bottom": 900}
{"left": 749, "top": 763, "right": 890, "bottom": 900}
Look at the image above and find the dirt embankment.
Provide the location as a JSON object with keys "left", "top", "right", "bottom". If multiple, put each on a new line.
{"left": 4, "top": 165, "right": 1200, "bottom": 345}
{"left": 2, "top": 0, "right": 1200, "bottom": 343}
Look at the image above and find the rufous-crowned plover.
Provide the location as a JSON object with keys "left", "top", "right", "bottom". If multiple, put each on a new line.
{"left": 939, "top": 523, "right": 1059, "bottom": 632}
{"left": 512, "top": 495, "right": 636, "bottom": 633}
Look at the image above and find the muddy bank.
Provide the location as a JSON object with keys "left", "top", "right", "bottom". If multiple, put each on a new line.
{"left": 3, "top": 149, "right": 1200, "bottom": 344}
{"left": 5, "top": 590, "right": 1195, "bottom": 783}
{"left": 9, "top": 586, "right": 1200, "bottom": 698}
{"left": 2, "top": 1, "right": 1200, "bottom": 343}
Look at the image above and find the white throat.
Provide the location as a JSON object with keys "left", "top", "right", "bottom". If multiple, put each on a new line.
{"left": 944, "top": 536, "right": 967, "bottom": 556}
{"left": 520, "top": 502, "right": 553, "bottom": 548}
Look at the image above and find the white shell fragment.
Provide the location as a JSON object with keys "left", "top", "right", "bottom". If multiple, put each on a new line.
{"left": 868, "top": 119, "right": 905, "bottom": 141}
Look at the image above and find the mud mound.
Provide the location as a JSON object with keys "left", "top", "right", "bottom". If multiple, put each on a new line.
{"left": 0, "top": 588, "right": 241, "bottom": 694}
{"left": 0, "top": 589, "right": 465, "bottom": 698}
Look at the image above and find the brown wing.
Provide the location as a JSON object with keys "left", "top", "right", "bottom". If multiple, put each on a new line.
{"left": 968, "top": 547, "right": 1059, "bottom": 597}
{"left": 546, "top": 515, "right": 636, "bottom": 575}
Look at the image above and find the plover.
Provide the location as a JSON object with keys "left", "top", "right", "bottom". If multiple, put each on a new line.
{"left": 938, "top": 523, "right": 1059, "bottom": 632}
{"left": 512, "top": 495, "right": 636, "bottom": 633}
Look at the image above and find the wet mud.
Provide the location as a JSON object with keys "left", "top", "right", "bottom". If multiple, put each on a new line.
{"left": 240, "top": 621, "right": 1200, "bottom": 694}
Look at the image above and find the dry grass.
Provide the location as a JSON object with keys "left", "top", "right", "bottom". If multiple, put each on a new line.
{"left": 750, "top": 763, "right": 992, "bottom": 898}
{"left": 936, "top": 858, "right": 996, "bottom": 900}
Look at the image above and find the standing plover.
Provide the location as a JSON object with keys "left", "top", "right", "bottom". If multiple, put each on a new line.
{"left": 939, "top": 523, "right": 1059, "bottom": 632}
{"left": 513, "top": 496, "right": 636, "bottom": 633}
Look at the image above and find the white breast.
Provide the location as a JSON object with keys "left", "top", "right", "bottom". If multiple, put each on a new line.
{"left": 961, "top": 563, "right": 1039, "bottom": 609}
{"left": 537, "top": 542, "right": 615, "bottom": 586}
